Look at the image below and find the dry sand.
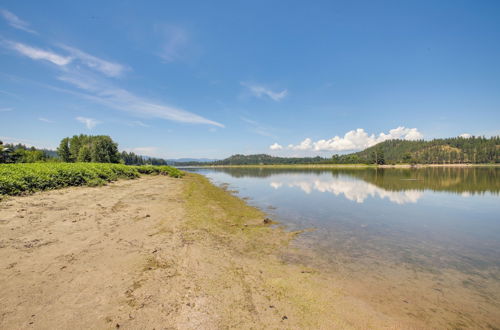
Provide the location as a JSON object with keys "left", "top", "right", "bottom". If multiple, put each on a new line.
{"left": 0, "top": 174, "right": 441, "bottom": 329}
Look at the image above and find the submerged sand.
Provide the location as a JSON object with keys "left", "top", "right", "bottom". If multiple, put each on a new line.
{"left": 0, "top": 174, "right": 496, "bottom": 329}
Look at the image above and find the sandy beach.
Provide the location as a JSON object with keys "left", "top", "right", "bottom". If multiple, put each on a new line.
{"left": 0, "top": 174, "right": 477, "bottom": 329}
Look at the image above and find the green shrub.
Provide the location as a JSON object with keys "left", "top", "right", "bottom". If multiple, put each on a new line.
{"left": 0, "top": 163, "right": 183, "bottom": 196}
{"left": 134, "top": 165, "right": 184, "bottom": 178}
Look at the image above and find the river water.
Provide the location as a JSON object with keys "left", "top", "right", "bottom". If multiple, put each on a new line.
{"left": 185, "top": 167, "right": 500, "bottom": 328}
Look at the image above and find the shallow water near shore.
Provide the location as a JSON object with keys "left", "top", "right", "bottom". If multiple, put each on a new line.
{"left": 184, "top": 167, "right": 500, "bottom": 328}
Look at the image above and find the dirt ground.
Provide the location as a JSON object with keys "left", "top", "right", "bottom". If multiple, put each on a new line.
{"left": 0, "top": 174, "right": 428, "bottom": 329}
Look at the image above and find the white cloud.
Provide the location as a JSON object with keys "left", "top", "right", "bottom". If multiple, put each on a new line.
{"left": 58, "top": 44, "right": 127, "bottom": 77}
{"left": 0, "top": 9, "right": 37, "bottom": 34}
{"left": 459, "top": 133, "right": 472, "bottom": 138}
{"left": 286, "top": 126, "right": 423, "bottom": 152}
{"left": 241, "top": 82, "right": 288, "bottom": 101}
{"left": 59, "top": 72, "right": 224, "bottom": 127}
{"left": 269, "top": 142, "right": 283, "bottom": 150}
{"left": 289, "top": 138, "right": 313, "bottom": 150}
{"left": 3, "top": 40, "right": 71, "bottom": 66}
{"left": 76, "top": 116, "right": 100, "bottom": 129}
{"left": 38, "top": 117, "right": 54, "bottom": 123}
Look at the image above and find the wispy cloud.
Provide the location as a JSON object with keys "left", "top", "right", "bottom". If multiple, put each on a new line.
{"left": 158, "top": 25, "right": 189, "bottom": 62}
{"left": 76, "top": 116, "right": 100, "bottom": 129}
{"left": 2, "top": 38, "right": 223, "bottom": 127}
{"left": 2, "top": 39, "right": 126, "bottom": 77}
{"left": 0, "top": 89, "right": 22, "bottom": 100}
{"left": 241, "top": 117, "right": 277, "bottom": 138}
{"left": 129, "top": 120, "right": 149, "bottom": 127}
{"left": 38, "top": 117, "right": 54, "bottom": 123}
{"left": 58, "top": 44, "right": 127, "bottom": 77}
{"left": 272, "top": 126, "right": 423, "bottom": 152}
{"left": 0, "top": 9, "right": 37, "bottom": 34}
{"left": 0, "top": 107, "right": 13, "bottom": 112}
{"left": 59, "top": 71, "right": 224, "bottom": 127}
{"left": 3, "top": 40, "right": 71, "bottom": 66}
{"left": 241, "top": 82, "right": 288, "bottom": 101}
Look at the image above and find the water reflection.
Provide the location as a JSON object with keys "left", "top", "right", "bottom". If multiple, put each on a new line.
{"left": 184, "top": 166, "right": 500, "bottom": 274}
{"left": 184, "top": 166, "right": 500, "bottom": 327}
{"left": 188, "top": 166, "right": 500, "bottom": 195}
{"left": 270, "top": 177, "right": 423, "bottom": 204}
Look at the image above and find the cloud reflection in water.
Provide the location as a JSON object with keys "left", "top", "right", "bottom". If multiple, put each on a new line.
{"left": 270, "top": 177, "right": 423, "bottom": 204}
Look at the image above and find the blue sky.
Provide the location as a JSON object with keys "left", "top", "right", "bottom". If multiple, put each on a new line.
{"left": 1, "top": 0, "right": 499, "bottom": 158}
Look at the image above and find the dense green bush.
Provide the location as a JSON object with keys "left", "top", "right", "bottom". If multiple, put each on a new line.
{"left": 0, "top": 163, "right": 183, "bottom": 196}
{"left": 58, "top": 135, "right": 120, "bottom": 163}
{"left": 134, "top": 165, "right": 183, "bottom": 177}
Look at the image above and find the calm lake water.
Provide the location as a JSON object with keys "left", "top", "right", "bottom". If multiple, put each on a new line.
{"left": 186, "top": 167, "right": 500, "bottom": 328}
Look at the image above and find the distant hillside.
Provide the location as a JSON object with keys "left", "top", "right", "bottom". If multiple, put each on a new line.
{"left": 177, "top": 136, "right": 499, "bottom": 166}
{"left": 352, "top": 136, "right": 499, "bottom": 164}
{"left": 218, "top": 154, "right": 326, "bottom": 165}
{"left": 175, "top": 154, "right": 329, "bottom": 166}
{"left": 168, "top": 158, "right": 218, "bottom": 165}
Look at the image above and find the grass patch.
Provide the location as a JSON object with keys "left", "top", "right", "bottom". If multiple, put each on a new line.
{"left": 0, "top": 163, "right": 183, "bottom": 196}
{"left": 183, "top": 173, "right": 290, "bottom": 255}
{"left": 182, "top": 173, "right": 353, "bottom": 328}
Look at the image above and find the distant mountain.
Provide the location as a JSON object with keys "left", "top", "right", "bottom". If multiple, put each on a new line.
{"left": 168, "top": 158, "right": 219, "bottom": 165}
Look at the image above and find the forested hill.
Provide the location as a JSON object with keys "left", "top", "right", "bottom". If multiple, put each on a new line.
{"left": 214, "top": 154, "right": 326, "bottom": 165}
{"left": 352, "top": 136, "right": 499, "bottom": 164}
{"left": 175, "top": 136, "right": 499, "bottom": 166}
{"left": 173, "top": 154, "right": 326, "bottom": 166}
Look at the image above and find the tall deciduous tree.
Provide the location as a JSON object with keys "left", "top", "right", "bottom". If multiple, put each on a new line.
{"left": 57, "top": 138, "right": 71, "bottom": 162}
{"left": 57, "top": 135, "right": 120, "bottom": 163}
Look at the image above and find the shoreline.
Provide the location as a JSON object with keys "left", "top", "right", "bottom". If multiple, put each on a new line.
{"left": 180, "top": 163, "right": 499, "bottom": 169}
{"left": 0, "top": 173, "right": 486, "bottom": 328}
{"left": 0, "top": 174, "right": 362, "bottom": 328}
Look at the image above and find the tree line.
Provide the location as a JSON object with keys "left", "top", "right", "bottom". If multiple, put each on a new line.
{"left": 352, "top": 136, "right": 499, "bottom": 164}
{"left": 0, "top": 135, "right": 168, "bottom": 165}
{"left": 175, "top": 136, "right": 499, "bottom": 166}
{"left": 57, "top": 135, "right": 168, "bottom": 165}
{"left": 205, "top": 154, "right": 327, "bottom": 166}
{"left": 0, "top": 141, "right": 53, "bottom": 163}
{"left": 3, "top": 135, "right": 498, "bottom": 165}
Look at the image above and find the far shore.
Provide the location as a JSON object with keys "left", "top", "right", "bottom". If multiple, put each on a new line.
{"left": 179, "top": 163, "right": 500, "bottom": 169}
